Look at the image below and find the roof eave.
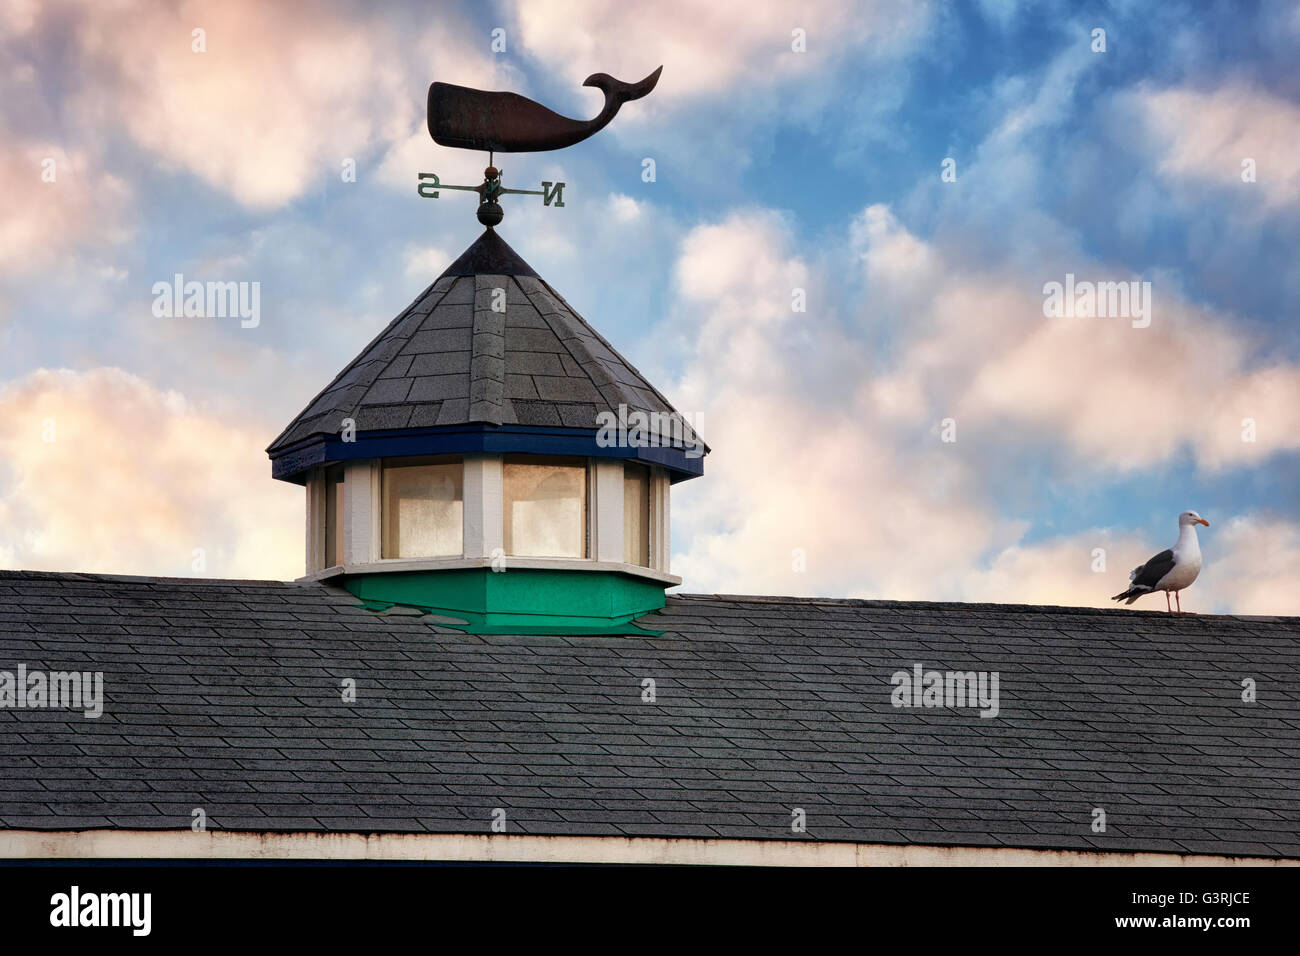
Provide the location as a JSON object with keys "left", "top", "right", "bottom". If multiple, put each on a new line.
{"left": 268, "top": 423, "right": 707, "bottom": 483}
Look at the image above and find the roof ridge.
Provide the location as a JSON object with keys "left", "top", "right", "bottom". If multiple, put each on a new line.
{"left": 668, "top": 591, "right": 1299, "bottom": 621}
{"left": 0, "top": 569, "right": 311, "bottom": 587}
{"left": 540, "top": 280, "right": 681, "bottom": 413}
{"left": 1, "top": 570, "right": 1294, "bottom": 622}
{"left": 469, "top": 275, "right": 507, "bottom": 424}
{"left": 526, "top": 279, "right": 704, "bottom": 447}
{"left": 526, "top": 283, "right": 643, "bottom": 411}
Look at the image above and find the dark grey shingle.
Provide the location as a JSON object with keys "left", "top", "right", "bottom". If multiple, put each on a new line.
{"left": 267, "top": 234, "right": 706, "bottom": 458}
{"left": 408, "top": 375, "right": 470, "bottom": 402}
{"left": 1, "top": 569, "right": 1297, "bottom": 858}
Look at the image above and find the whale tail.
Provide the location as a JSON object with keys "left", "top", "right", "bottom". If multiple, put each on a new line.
{"left": 583, "top": 66, "right": 663, "bottom": 107}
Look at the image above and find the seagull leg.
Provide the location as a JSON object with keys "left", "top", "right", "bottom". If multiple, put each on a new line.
{"left": 1176, "top": 591, "right": 1183, "bottom": 614}
{"left": 1165, "top": 591, "right": 1172, "bottom": 613}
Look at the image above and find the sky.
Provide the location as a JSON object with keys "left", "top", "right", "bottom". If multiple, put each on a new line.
{"left": 2, "top": 0, "right": 1299, "bottom": 614}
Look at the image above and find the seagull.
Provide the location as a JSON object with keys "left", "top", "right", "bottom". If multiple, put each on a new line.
{"left": 1112, "top": 511, "right": 1210, "bottom": 613}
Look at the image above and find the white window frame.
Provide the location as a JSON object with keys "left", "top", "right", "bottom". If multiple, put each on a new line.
{"left": 302, "top": 454, "right": 676, "bottom": 584}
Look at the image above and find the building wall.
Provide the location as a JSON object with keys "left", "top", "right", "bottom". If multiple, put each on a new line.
{"left": 1, "top": 830, "right": 1293, "bottom": 867}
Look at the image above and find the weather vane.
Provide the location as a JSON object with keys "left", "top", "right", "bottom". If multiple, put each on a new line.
{"left": 419, "top": 66, "right": 662, "bottom": 227}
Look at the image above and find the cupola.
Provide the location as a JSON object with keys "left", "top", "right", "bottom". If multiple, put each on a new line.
{"left": 267, "top": 226, "right": 706, "bottom": 633}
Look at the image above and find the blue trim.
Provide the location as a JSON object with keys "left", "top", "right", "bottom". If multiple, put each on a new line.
{"left": 269, "top": 424, "right": 706, "bottom": 483}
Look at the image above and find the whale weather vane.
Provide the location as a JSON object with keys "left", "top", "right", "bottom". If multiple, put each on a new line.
{"left": 418, "top": 66, "right": 662, "bottom": 226}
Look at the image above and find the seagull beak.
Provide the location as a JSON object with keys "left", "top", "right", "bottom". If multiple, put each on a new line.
{"left": 1196, "top": 518, "right": 1210, "bottom": 526}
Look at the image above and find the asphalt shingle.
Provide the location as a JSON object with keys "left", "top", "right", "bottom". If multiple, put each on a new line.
{"left": 0, "top": 570, "right": 1297, "bottom": 857}
{"left": 266, "top": 230, "right": 705, "bottom": 456}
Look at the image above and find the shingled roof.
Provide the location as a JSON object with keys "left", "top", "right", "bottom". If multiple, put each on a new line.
{"left": 3, "top": 570, "right": 1297, "bottom": 858}
{"left": 267, "top": 229, "right": 701, "bottom": 456}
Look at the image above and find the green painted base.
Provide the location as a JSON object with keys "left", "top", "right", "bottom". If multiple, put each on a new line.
{"left": 341, "top": 567, "right": 667, "bottom": 635}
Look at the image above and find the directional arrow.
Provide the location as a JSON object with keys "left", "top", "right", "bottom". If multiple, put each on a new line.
{"left": 417, "top": 166, "right": 565, "bottom": 226}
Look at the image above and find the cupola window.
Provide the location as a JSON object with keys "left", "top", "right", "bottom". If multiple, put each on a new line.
{"left": 381, "top": 456, "right": 463, "bottom": 559}
{"left": 324, "top": 464, "right": 345, "bottom": 568}
{"left": 503, "top": 455, "right": 587, "bottom": 558}
{"left": 623, "top": 462, "right": 650, "bottom": 567}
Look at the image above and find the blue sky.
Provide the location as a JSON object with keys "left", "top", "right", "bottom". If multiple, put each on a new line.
{"left": 2, "top": 0, "right": 1298, "bottom": 613}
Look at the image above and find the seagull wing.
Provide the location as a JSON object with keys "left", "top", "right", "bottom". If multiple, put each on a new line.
{"left": 1131, "top": 549, "right": 1176, "bottom": 588}
{"left": 1112, "top": 549, "right": 1175, "bottom": 603}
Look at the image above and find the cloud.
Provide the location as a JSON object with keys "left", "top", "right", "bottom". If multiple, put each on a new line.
{"left": 1133, "top": 81, "right": 1300, "bottom": 211}
{"left": 0, "top": 367, "right": 300, "bottom": 579}
{"left": 2, "top": 3, "right": 1296, "bottom": 620}
{"left": 854, "top": 205, "right": 1300, "bottom": 473}
{"left": 36, "top": 0, "right": 508, "bottom": 210}
{"left": 0, "top": 0, "right": 37, "bottom": 36}
{"left": 503, "top": 0, "right": 931, "bottom": 121}
{"left": 958, "top": 529, "right": 1142, "bottom": 609}
{"left": 403, "top": 244, "right": 450, "bottom": 278}
{"left": 667, "top": 210, "right": 1005, "bottom": 600}
{"left": 961, "top": 514, "right": 1300, "bottom": 617}
{"left": 663, "top": 208, "right": 1300, "bottom": 614}
{"left": 0, "top": 143, "right": 131, "bottom": 273}
{"left": 1199, "top": 513, "right": 1300, "bottom": 615}
{"left": 608, "top": 193, "right": 643, "bottom": 223}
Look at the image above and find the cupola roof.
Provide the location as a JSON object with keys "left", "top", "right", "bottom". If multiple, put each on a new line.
{"left": 267, "top": 228, "right": 706, "bottom": 482}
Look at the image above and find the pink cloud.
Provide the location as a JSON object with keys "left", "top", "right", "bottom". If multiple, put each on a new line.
{"left": 0, "top": 367, "right": 300, "bottom": 579}
{"left": 854, "top": 205, "right": 1300, "bottom": 472}
{"left": 662, "top": 208, "right": 1300, "bottom": 614}
{"left": 1135, "top": 81, "right": 1300, "bottom": 210}
{"left": 33, "top": 0, "right": 510, "bottom": 209}
{"left": 503, "top": 0, "right": 931, "bottom": 114}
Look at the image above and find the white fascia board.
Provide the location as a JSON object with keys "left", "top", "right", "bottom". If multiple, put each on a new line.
{"left": 1, "top": 830, "right": 1290, "bottom": 868}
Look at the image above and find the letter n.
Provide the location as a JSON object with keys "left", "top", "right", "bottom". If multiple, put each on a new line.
{"left": 542, "top": 181, "right": 565, "bottom": 208}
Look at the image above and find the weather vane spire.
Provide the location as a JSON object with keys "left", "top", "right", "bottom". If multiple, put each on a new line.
{"left": 418, "top": 66, "right": 662, "bottom": 227}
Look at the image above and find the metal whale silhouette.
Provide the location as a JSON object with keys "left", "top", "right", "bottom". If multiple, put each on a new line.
{"left": 427, "top": 66, "right": 662, "bottom": 153}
